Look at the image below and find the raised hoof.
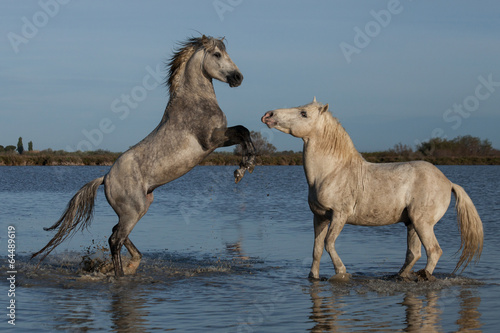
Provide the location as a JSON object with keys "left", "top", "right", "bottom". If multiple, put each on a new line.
{"left": 329, "top": 273, "right": 351, "bottom": 282}
{"left": 416, "top": 269, "right": 436, "bottom": 282}
{"left": 234, "top": 168, "right": 245, "bottom": 183}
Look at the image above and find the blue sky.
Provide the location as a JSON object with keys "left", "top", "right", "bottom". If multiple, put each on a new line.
{"left": 1, "top": 0, "right": 499, "bottom": 153}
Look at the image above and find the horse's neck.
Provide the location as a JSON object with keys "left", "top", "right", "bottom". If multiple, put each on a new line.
{"left": 302, "top": 121, "right": 364, "bottom": 186}
{"left": 162, "top": 51, "right": 219, "bottom": 122}
{"left": 302, "top": 140, "right": 339, "bottom": 186}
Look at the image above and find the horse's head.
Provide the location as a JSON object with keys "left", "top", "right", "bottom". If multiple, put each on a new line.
{"left": 167, "top": 35, "right": 243, "bottom": 95}
{"left": 200, "top": 35, "right": 243, "bottom": 87}
{"left": 261, "top": 97, "right": 329, "bottom": 138}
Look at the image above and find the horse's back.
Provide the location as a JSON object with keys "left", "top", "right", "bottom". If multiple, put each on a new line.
{"left": 348, "top": 161, "right": 452, "bottom": 225}
{"left": 371, "top": 160, "right": 451, "bottom": 221}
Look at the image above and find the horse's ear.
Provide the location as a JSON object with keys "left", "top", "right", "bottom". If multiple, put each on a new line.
{"left": 320, "top": 104, "right": 329, "bottom": 113}
{"left": 312, "top": 96, "right": 317, "bottom": 103}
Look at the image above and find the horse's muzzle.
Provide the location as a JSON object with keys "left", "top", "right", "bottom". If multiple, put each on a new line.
{"left": 227, "top": 71, "right": 243, "bottom": 87}
{"left": 261, "top": 111, "right": 277, "bottom": 128}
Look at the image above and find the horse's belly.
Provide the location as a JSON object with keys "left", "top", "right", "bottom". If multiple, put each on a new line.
{"left": 349, "top": 202, "right": 408, "bottom": 226}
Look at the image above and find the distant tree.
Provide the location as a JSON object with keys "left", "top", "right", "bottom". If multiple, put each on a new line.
{"left": 28, "top": 141, "right": 33, "bottom": 152}
{"left": 234, "top": 130, "right": 277, "bottom": 156}
{"left": 389, "top": 142, "right": 413, "bottom": 158}
{"left": 0, "top": 145, "right": 4, "bottom": 152}
{"left": 417, "top": 135, "right": 493, "bottom": 157}
{"left": 17, "top": 137, "right": 24, "bottom": 155}
{"left": 5, "top": 145, "right": 16, "bottom": 152}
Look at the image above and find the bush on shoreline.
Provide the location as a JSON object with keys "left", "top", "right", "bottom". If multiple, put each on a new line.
{"left": 0, "top": 149, "right": 120, "bottom": 166}
{"left": 1, "top": 135, "right": 499, "bottom": 166}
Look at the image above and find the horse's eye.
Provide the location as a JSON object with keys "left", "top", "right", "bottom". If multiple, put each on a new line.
{"left": 213, "top": 52, "right": 222, "bottom": 59}
{"left": 300, "top": 111, "right": 307, "bottom": 118}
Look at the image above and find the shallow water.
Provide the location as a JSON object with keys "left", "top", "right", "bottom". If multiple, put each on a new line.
{"left": 1, "top": 165, "right": 499, "bottom": 332}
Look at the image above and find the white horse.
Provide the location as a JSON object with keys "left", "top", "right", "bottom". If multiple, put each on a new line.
{"left": 262, "top": 98, "right": 483, "bottom": 281}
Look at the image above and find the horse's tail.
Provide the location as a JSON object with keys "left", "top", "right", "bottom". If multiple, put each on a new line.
{"left": 31, "top": 176, "right": 105, "bottom": 263}
{"left": 451, "top": 183, "right": 484, "bottom": 273}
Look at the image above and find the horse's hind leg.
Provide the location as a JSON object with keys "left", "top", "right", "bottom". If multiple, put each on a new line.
{"left": 413, "top": 222, "right": 442, "bottom": 280}
{"left": 108, "top": 193, "right": 153, "bottom": 277}
{"left": 123, "top": 237, "right": 142, "bottom": 275}
{"left": 398, "top": 224, "right": 422, "bottom": 279}
{"left": 109, "top": 215, "right": 144, "bottom": 277}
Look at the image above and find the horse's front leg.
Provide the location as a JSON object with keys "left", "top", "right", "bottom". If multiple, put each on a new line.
{"left": 309, "top": 214, "right": 330, "bottom": 280}
{"left": 325, "top": 212, "right": 351, "bottom": 282}
{"left": 219, "top": 125, "right": 256, "bottom": 183}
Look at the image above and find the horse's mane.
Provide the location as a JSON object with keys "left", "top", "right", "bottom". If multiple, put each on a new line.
{"left": 166, "top": 36, "right": 226, "bottom": 96}
{"left": 317, "top": 108, "right": 364, "bottom": 163}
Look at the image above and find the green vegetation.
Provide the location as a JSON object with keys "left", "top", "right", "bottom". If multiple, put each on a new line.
{"left": 201, "top": 151, "right": 303, "bottom": 166}
{"left": 0, "top": 149, "right": 120, "bottom": 166}
{"left": 1, "top": 135, "right": 499, "bottom": 166}
{"left": 364, "top": 135, "right": 500, "bottom": 165}
{"left": 17, "top": 137, "right": 24, "bottom": 155}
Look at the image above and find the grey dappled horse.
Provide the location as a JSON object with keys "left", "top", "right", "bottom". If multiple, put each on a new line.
{"left": 33, "top": 36, "right": 255, "bottom": 277}
{"left": 262, "top": 98, "right": 483, "bottom": 281}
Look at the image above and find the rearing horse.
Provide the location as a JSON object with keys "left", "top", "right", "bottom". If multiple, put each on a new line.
{"left": 33, "top": 35, "right": 256, "bottom": 277}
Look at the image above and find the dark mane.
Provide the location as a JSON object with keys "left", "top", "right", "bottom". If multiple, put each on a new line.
{"left": 166, "top": 35, "right": 226, "bottom": 96}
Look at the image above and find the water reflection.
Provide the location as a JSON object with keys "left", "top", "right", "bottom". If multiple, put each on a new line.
{"left": 402, "top": 291, "right": 441, "bottom": 332}
{"left": 307, "top": 280, "right": 482, "bottom": 332}
{"left": 108, "top": 285, "right": 150, "bottom": 332}
{"left": 52, "top": 294, "right": 96, "bottom": 331}
{"left": 308, "top": 281, "right": 348, "bottom": 332}
{"left": 456, "top": 288, "right": 482, "bottom": 332}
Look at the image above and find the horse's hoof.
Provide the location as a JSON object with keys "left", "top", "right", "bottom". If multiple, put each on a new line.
{"left": 99, "top": 263, "right": 114, "bottom": 274}
{"left": 416, "top": 269, "right": 436, "bottom": 282}
{"left": 397, "top": 275, "right": 415, "bottom": 282}
{"left": 397, "top": 271, "right": 418, "bottom": 282}
{"left": 114, "top": 271, "right": 125, "bottom": 278}
{"left": 329, "top": 273, "right": 351, "bottom": 282}
{"left": 234, "top": 168, "right": 245, "bottom": 183}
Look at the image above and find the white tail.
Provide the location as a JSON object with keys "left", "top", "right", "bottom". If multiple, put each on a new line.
{"left": 452, "top": 183, "right": 484, "bottom": 273}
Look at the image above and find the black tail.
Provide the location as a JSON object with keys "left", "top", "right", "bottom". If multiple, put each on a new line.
{"left": 31, "top": 176, "right": 104, "bottom": 263}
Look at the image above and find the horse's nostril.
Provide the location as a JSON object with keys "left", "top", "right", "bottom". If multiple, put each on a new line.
{"left": 227, "top": 71, "right": 243, "bottom": 87}
{"left": 261, "top": 111, "right": 274, "bottom": 124}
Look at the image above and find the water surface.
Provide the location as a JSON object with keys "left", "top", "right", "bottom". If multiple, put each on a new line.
{"left": 1, "top": 165, "right": 499, "bottom": 332}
